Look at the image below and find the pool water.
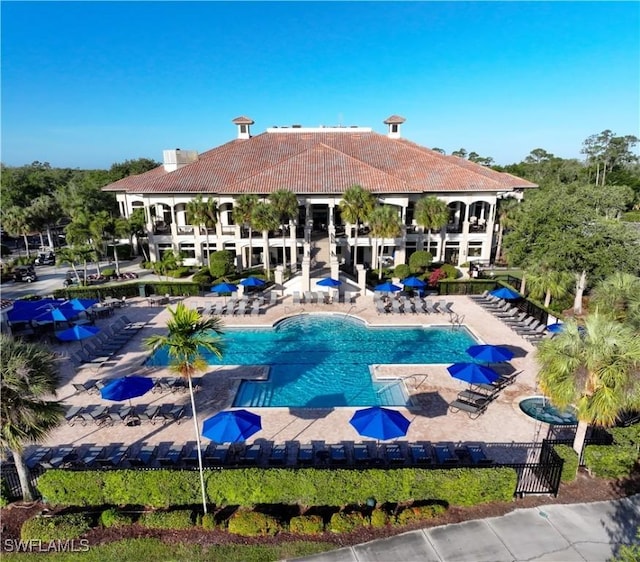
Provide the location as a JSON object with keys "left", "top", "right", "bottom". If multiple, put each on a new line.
{"left": 519, "top": 397, "right": 578, "bottom": 425}
{"left": 147, "top": 314, "right": 478, "bottom": 408}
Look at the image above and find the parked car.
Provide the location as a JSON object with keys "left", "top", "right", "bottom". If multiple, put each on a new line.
{"left": 14, "top": 265, "right": 38, "bottom": 283}
{"left": 34, "top": 251, "right": 56, "bottom": 266}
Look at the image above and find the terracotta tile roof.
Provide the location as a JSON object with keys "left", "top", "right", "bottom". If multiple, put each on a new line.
{"left": 384, "top": 115, "right": 406, "bottom": 124}
{"left": 103, "top": 130, "right": 537, "bottom": 195}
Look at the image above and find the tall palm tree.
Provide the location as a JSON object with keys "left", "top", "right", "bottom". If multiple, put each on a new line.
{"left": 536, "top": 313, "right": 640, "bottom": 455}
{"left": 251, "top": 202, "right": 279, "bottom": 280}
{"left": 2, "top": 206, "right": 34, "bottom": 257}
{"left": 338, "top": 185, "right": 376, "bottom": 268}
{"left": 29, "top": 195, "right": 63, "bottom": 250}
{"left": 0, "top": 335, "right": 66, "bottom": 501}
{"left": 494, "top": 197, "right": 520, "bottom": 264}
{"left": 368, "top": 205, "right": 402, "bottom": 279}
{"left": 234, "top": 194, "right": 259, "bottom": 269}
{"left": 525, "top": 266, "right": 574, "bottom": 308}
{"left": 187, "top": 195, "right": 219, "bottom": 267}
{"left": 414, "top": 196, "right": 449, "bottom": 258}
{"left": 144, "top": 304, "right": 225, "bottom": 514}
{"left": 269, "top": 189, "right": 299, "bottom": 271}
{"left": 590, "top": 272, "right": 640, "bottom": 329}
{"left": 56, "top": 245, "right": 95, "bottom": 285}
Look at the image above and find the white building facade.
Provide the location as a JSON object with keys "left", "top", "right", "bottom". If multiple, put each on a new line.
{"left": 104, "top": 115, "right": 536, "bottom": 278}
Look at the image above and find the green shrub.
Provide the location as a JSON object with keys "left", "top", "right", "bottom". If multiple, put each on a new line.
{"left": 101, "top": 268, "right": 116, "bottom": 278}
{"left": 553, "top": 445, "right": 579, "bottom": 482}
{"left": 289, "top": 515, "right": 324, "bottom": 535}
{"left": 0, "top": 477, "right": 10, "bottom": 507}
{"left": 583, "top": 445, "right": 638, "bottom": 479}
{"left": 621, "top": 210, "right": 640, "bottom": 222}
{"left": 200, "top": 513, "right": 217, "bottom": 530}
{"left": 209, "top": 250, "right": 236, "bottom": 278}
{"left": 394, "top": 264, "right": 411, "bottom": 280}
{"left": 228, "top": 510, "right": 282, "bottom": 536}
{"left": 370, "top": 508, "right": 390, "bottom": 528}
{"left": 409, "top": 250, "right": 432, "bottom": 273}
{"left": 138, "top": 510, "right": 194, "bottom": 530}
{"left": 38, "top": 467, "right": 517, "bottom": 509}
{"left": 166, "top": 266, "right": 191, "bottom": 278}
{"left": 100, "top": 508, "right": 133, "bottom": 528}
{"left": 329, "top": 511, "right": 367, "bottom": 533}
{"left": 21, "top": 513, "right": 92, "bottom": 541}
{"left": 395, "top": 503, "right": 446, "bottom": 525}
{"left": 610, "top": 425, "right": 640, "bottom": 448}
{"left": 440, "top": 263, "right": 458, "bottom": 279}
{"left": 192, "top": 269, "right": 213, "bottom": 286}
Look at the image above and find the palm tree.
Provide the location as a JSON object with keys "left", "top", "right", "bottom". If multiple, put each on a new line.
{"left": 29, "top": 195, "right": 62, "bottom": 250}
{"left": 144, "top": 304, "right": 225, "bottom": 514}
{"left": 494, "top": 197, "right": 520, "bottom": 264}
{"left": 251, "top": 202, "right": 279, "bottom": 280}
{"left": 2, "top": 206, "right": 34, "bottom": 257}
{"left": 338, "top": 185, "right": 376, "bottom": 268}
{"left": 269, "top": 190, "right": 299, "bottom": 272}
{"left": 0, "top": 335, "right": 66, "bottom": 501}
{"left": 536, "top": 313, "right": 640, "bottom": 455}
{"left": 590, "top": 272, "right": 640, "bottom": 329}
{"left": 187, "top": 195, "right": 219, "bottom": 267}
{"left": 368, "top": 205, "right": 402, "bottom": 279}
{"left": 414, "top": 196, "right": 449, "bottom": 258}
{"left": 525, "top": 266, "right": 573, "bottom": 308}
{"left": 234, "top": 194, "right": 259, "bottom": 269}
{"left": 56, "top": 245, "right": 95, "bottom": 285}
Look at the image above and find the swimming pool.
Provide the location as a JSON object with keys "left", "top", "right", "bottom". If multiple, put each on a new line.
{"left": 147, "top": 314, "right": 478, "bottom": 408}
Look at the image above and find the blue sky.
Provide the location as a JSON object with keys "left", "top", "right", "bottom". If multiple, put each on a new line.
{"left": 2, "top": 1, "right": 638, "bottom": 169}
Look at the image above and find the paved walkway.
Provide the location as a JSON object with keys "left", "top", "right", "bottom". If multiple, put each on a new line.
{"left": 291, "top": 495, "right": 640, "bottom": 562}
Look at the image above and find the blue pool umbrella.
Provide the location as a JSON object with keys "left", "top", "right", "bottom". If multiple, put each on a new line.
{"left": 65, "top": 298, "right": 99, "bottom": 311}
{"left": 349, "top": 406, "right": 411, "bottom": 441}
{"left": 239, "top": 277, "right": 266, "bottom": 287}
{"left": 547, "top": 323, "right": 565, "bottom": 334}
{"left": 374, "top": 281, "right": 401, "bottom": 293}
{"left": 202, "top": 409, "right": 262, "bottom": 443}
{"left": 211, "top": 282, "right": 238, "bottom": 294}
{"left": 466, "top": 344, "right": 514, "bottom": 364}
{"left": 489, "top": 286, "right": 521, "bottom": 300}
{"left": 7, "top": 299, "right": 65, "bottom": 323}
{"left": 56, "top": 324, "right": 101, "bottom": 344}
{"left": 401, "top": 276, "right": 426, "bottom": 288}
{"left": 316, "top": 277, "right": 342, "bottom": 288}
{"left": 447, "top": 363, "right": 500, "bottom": 385}
{"left": 34, "top": 305, "right": 79, "bottom": 323}
{"left": 100, "top": 376, "right": 154, "bottom": 402}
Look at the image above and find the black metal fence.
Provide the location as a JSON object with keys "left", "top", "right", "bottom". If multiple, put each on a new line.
{"left": 504, "top": 440, "right": 564, "bottom": 497}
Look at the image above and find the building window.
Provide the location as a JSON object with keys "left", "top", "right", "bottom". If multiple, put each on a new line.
{"left": 179, "top": 243, "right": 196, "bottom": 259}
{"left": 240, "top": 124, "right": 247, "bottom": 134}
{"left": 158, "top": 243, "right": 173, "bottom": 260}
{"left": 391, "top": 124, "right": 398, "bottom": 133}
{"left": 467, "top": 242, "right": 483, "bottom": 258}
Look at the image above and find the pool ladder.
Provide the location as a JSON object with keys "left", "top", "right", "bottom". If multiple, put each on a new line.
{"left": 449, "top": 312, "right": 464, "bottom": 330}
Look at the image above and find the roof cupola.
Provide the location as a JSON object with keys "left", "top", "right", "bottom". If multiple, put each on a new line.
{"left": 384, "top": 115, "right": 406, "bottom": 139}
{"left": 232, "top": 116, "right": 254, "bottom": 140}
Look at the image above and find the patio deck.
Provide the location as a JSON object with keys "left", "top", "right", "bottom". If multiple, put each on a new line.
{"left": 28, "top": 293, "right": 557, "bottom": 465}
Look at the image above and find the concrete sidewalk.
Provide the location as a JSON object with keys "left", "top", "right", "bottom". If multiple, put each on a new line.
{"left": 291, "top": 495, "right": 640, "bottom": 562}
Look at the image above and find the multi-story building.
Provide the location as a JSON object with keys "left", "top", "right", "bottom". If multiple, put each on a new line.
{"left": 103, "top": 115, "right": 536, "bottom": 287}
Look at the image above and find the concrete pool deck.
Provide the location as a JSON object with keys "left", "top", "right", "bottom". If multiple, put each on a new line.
{"left": 32, "top": 294, "right": 558, "bottom": 464}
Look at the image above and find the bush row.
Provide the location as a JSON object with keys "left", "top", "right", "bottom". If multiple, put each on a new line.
{"left": 21, "top": 503, "right": 449, "bottom": 541}
{"left": 553, "top": 445, "right": 579, "bottom": 482}
{"left": 583, "top": 424, "right": 639, "bottom": 479}
{"left": 37, "top": 467, "right": 517, "bottom": 509}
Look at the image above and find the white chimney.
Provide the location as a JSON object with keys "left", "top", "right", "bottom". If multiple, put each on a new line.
{"left": 162, "top": 149, "right": 198, "bottom": 172}
{"left": 384, "top": 115, "right": 406, "bottom": 139}
{"left": 232, "top": 116, "right": 254, "bottom": 139}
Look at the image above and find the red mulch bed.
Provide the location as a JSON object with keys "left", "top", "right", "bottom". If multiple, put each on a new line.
{"left": 2, "top": 470, "right": 638, "bottom": 551}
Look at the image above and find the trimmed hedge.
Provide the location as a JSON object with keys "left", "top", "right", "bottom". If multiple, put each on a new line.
{"left": 138, "top": 510, "right": 194, "bottom": 530}
{"left": 100, "top": 508, "right": 133, "bottom": 528}
{"left": 583, "top": 445, "right": 638, "bottom": 479}
{"left": 227, "top": 510, "right": 282, "bottom": 536}
{"left": 21, "top": 513, "right": 92, "bottom": 541}
{"left": 396, "top": 503, "right": 446, "bottom": 525}
{"left": 553, "top": 445, "right": 579, "bottom": 482}
{"left": 329, "top": 511, "right": 367, "bottom": 533}
{"left": 37, "top": 467, "right": 517, "bottom": 508}
{"left": 289, "top": 515, "right": 324, "bottom": 535}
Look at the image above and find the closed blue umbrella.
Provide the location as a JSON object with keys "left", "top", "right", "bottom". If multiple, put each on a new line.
{"left": 374, "top": 281, "right": 401, "bottom": 293}
{"left": 401, "top": 276, "right": 426, "bottom": 288}
{"left": 202, "top": 409, "right": 262, "bottom": 443}
{"left": 466, "top": 344, "right": 514, "bottom": 364}
{"left": 316, "top": 277, "right": 342, "bottom": 288}
{"left": 447, "top": 363, "right": 500, "bottom": 385}
{"left": 239, "top": 277, "right": 266, "bottom": 287}
{"left": 490, "top": 287, "right": 521, "bottom": 300}
{"left": 546, "top": 323, "right": 565, "bottom": 334}
{"left": 100, "top": 376, "right": 154, "bottom": 402}
{"left": 349, "top": 406, "right": 410, "bottom": 441}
